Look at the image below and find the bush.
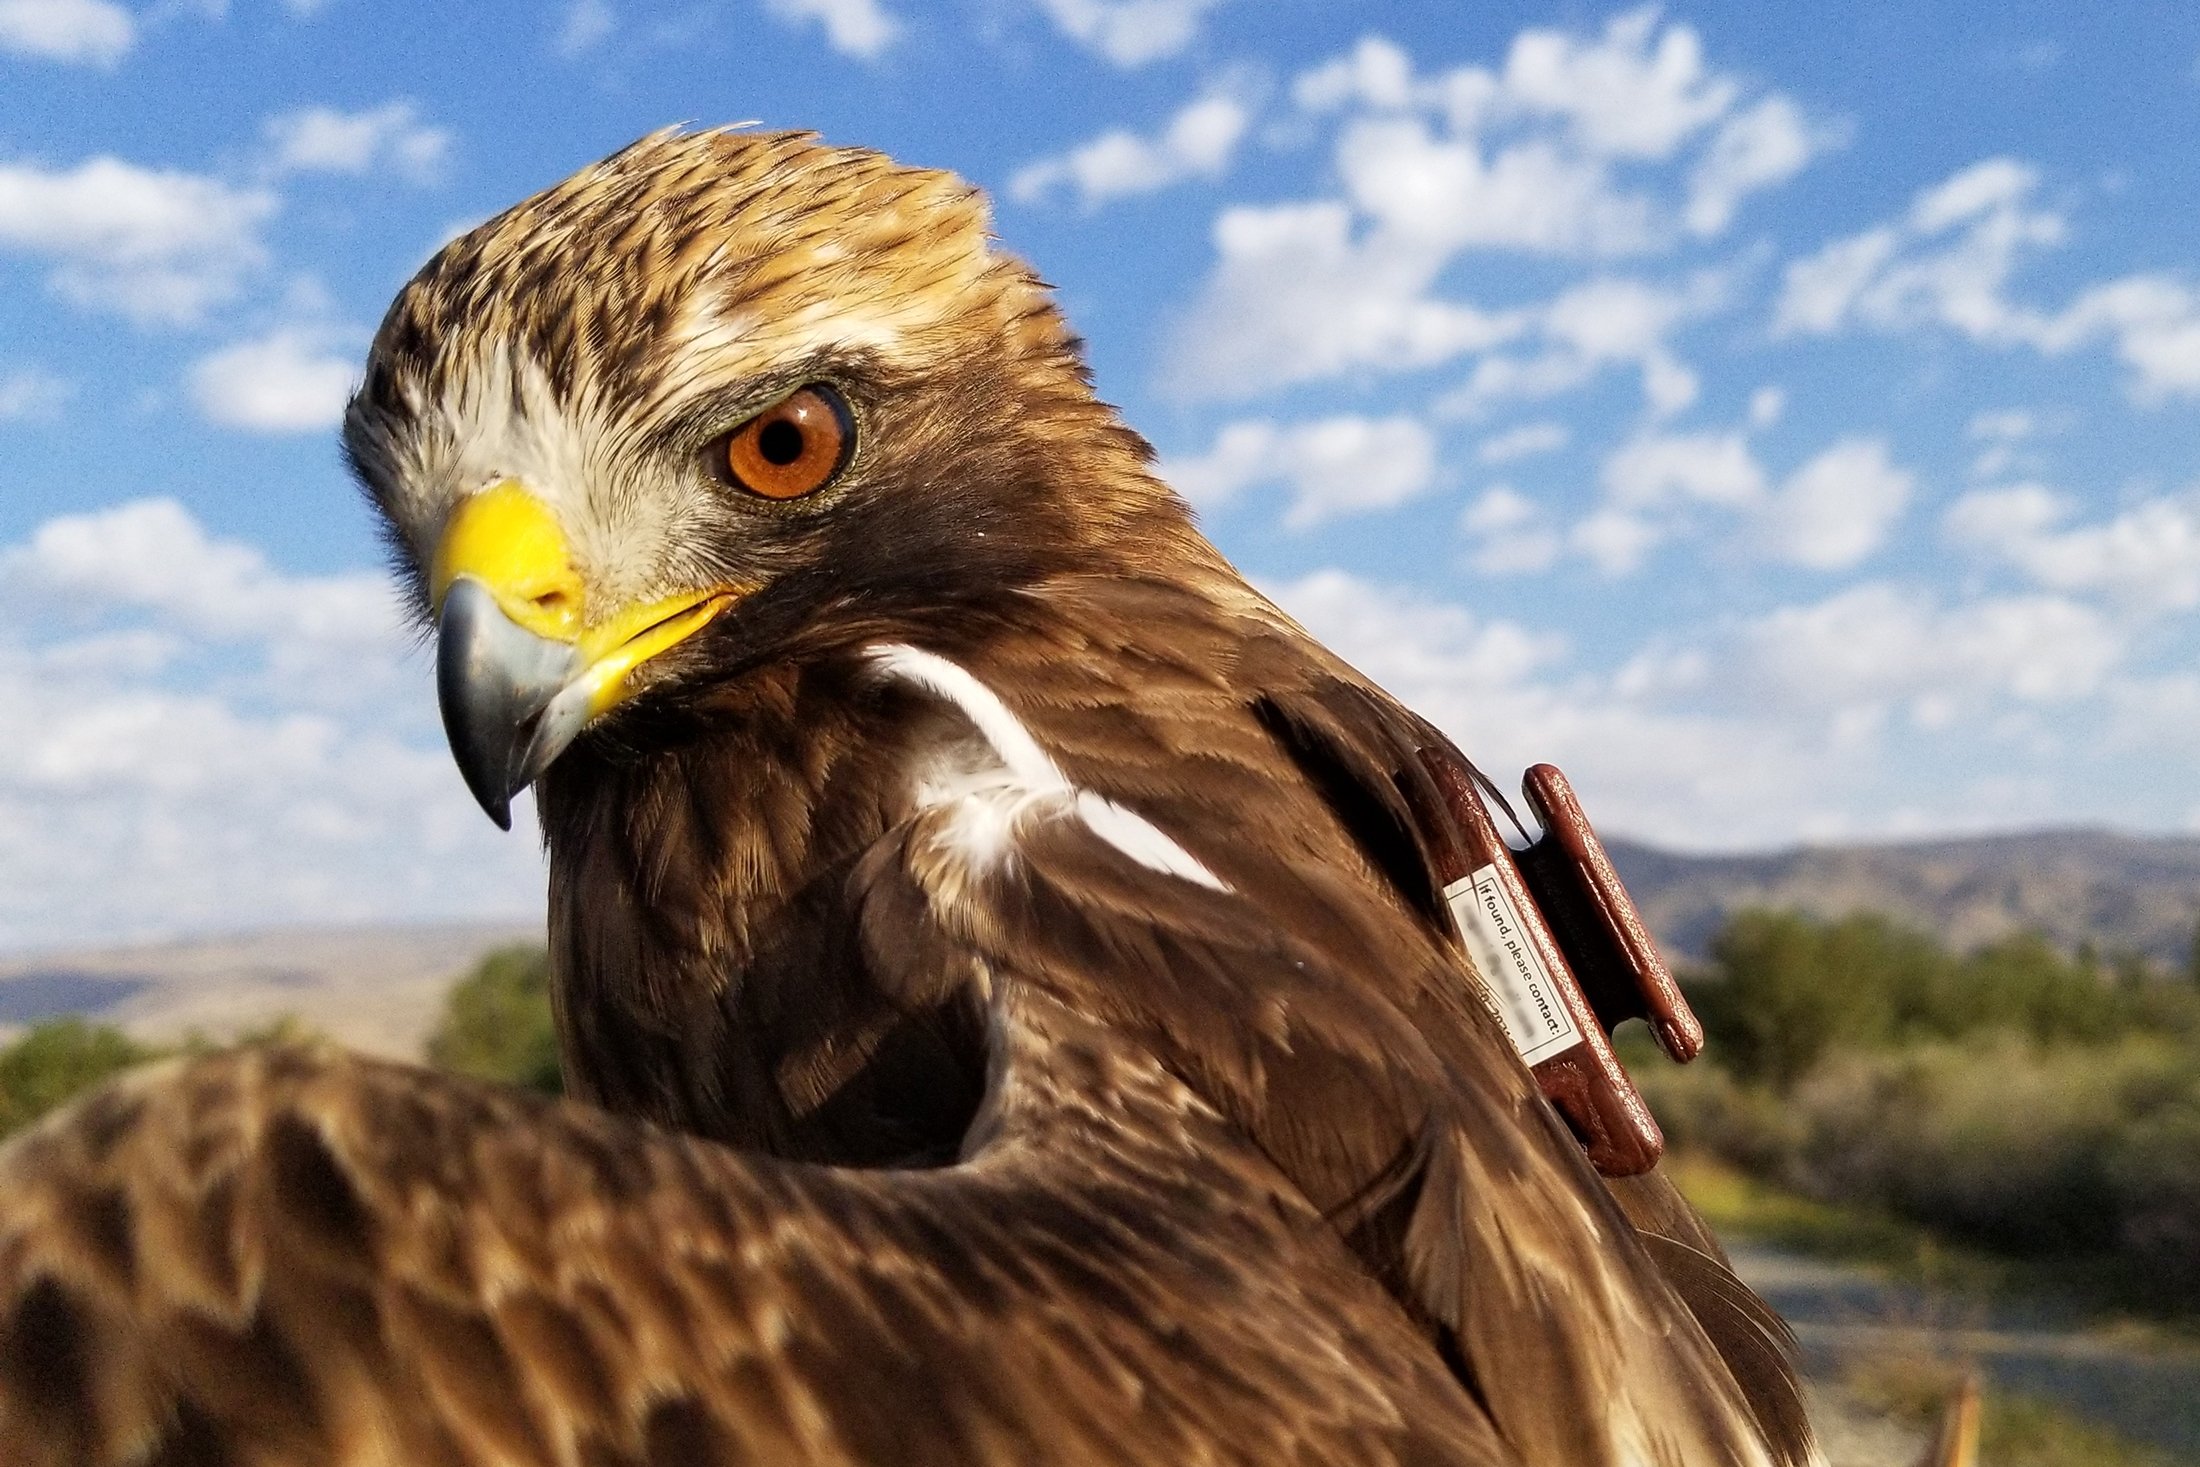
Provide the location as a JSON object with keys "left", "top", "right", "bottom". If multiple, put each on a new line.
{"left": 2106, "top": 1101, "right": 2200, "bottom": 1298}
{"left": 1686, "top": 908, "right": 2194, "bottom": 1092}
{"left": 426, "top": 944, "right": 562, "bottom": 1094}
{"left": 0, "top": 1018, "right": 164, "bottom": 1139}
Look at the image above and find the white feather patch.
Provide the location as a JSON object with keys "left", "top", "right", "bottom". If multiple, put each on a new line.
{"left": 867, "top": 644, "right": 1228, "bottom": 893}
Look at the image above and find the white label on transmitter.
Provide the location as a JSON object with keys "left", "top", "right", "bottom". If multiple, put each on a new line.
{"left": 1443, "top": 864, "right": 1583, "bottom": 1065}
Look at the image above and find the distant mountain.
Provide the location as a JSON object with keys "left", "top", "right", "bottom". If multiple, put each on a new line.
{"left": 1608, "top": 828, "right": 2200, "bottom": 967}
{"left": 0, "top": 922, "right": 539, "bottom": 1060}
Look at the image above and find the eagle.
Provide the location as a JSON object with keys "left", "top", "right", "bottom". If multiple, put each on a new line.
{"left": 0, "top": 129, "right": 1819, "bottom": 1467}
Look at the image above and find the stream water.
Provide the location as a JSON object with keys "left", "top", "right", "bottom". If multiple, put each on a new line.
{"left": 1732, "top": 1244, "right": 2200, "bottom": 1459}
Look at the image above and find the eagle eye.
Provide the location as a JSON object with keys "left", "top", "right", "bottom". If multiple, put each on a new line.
{"left": 715, "top": 384, "right": 854, "bottom": 501}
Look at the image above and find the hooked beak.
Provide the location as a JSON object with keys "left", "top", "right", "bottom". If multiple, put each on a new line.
{"left": 430, "top": 481, "right": 739, "bottom": 829}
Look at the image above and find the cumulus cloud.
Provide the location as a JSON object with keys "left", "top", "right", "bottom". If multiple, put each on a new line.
{"left": 765, "top": 0, "right": 899, "bottom": 59}
{"left": 189, "top": 326, "right": 360, "bottom": 433}
{"left": 554, "top": 0, "right": 614, "bottom": 56}
{"left": 1460, "top": 486, "right": 1562, "bottom": 573}
{"left": 0, "top": 0, "right": 132, "bottom": 65}
{"left": 1167, "top": 15, "right": 1823, "bottom": 401}
{"left": 1738, "top": 582, "right": 2120, "bottom": 720}
{"left": 1685, "top": 96, "right": 1824, "bottom": 236}
{"left": 1776, "top": 157, "right": 2200, "bottom": 401}
{"left": 0, "top": 367, "right": 73, "bottom": 421}
{"left": 1604, "top": 429, "right": 1764, "bottom": 508}
{"left": 0, "top": 156, "right": 275, "bottom": 325}
{"left": 1033, "top": 0, "right": 1224, "bottom": 67}
{"left": 1267, "top": 569, "right": 1854, "bottom": 847}
{"left": 1011, "top": 88, "right": 1250, "bottom": 209}
{"left": 0, "top": 501, "right": 541, "bottom": 950}
{"left": 1754, "top": 438, "right": 1913, "bottom": 571}
{"left": 1946, "top": 482, "right": 2200, "bottom": 614}
{"left": 1160, "top": 415, "right": 1438, "bottom": 528}
{"left": 1476, "top": 422, "right": 1568, "bottom": 464}
{"left": 1267, "top": 562, "right": 2179, "bottom": 847}
{"left": 1162, "top": 200, "right": 1522, "bottom": 396}
{"left": 1588, "top": 430, "right": 1911, "bottom": 574}
{"left": 263, "top": 100, "right": 453, "bottom": 183}
{"left": 1448, "top": 273, "right": 1720, "bottom": 419}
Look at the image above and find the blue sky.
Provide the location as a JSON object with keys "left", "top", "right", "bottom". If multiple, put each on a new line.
{"left": 2, "top": 0, "right": 2198, "bottom": 949}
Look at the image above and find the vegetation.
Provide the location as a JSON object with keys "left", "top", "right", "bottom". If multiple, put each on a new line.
{"left": 0, "top": 1018, "right": 164, "bottom": 1140}
{"left": 424, "top": 943, "right": 563, "bottom": 1094}
{"left": 1641, "top": 908, "right": 2200, "bottom": 1313}
{"left": 1849, "top": 1352, "right": 2182, "bottom": 1467}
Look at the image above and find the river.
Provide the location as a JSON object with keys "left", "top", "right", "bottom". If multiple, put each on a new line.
{"left": 1732, "top": 1244, "right": 2200, "bottom": 1461}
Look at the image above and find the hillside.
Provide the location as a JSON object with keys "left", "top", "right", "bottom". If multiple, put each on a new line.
{"left": 1608, "top": 828, "right": 2200, "bottom": 965}
{"left": 0, "top": 921, "right": 539, "bottom": 1060}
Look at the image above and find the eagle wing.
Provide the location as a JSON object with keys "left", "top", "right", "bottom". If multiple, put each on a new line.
{"left": 852, "top": 572, "right": 1816, "bottom": 1467}
{"left": 0, "top": 998, "right": 1505, "bottom": 1466}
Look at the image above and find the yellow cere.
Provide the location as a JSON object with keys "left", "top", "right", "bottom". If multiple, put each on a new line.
{"left": 431, "top": 480, "right": 586, "bottom": 640}
{"left": 432, "top": 479, "right": 745, "bottom": 716}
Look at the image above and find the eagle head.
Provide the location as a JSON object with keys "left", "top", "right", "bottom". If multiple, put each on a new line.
{"left": 345, "top": 127, "right": 1183, "bottom": 827}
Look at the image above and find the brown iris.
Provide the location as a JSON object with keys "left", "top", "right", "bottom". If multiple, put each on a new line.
{"left": 716, "top": 385, "right": 854, "bottom": 500}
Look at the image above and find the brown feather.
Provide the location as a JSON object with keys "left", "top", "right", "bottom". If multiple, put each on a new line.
{"left": 0, "top": 1029, "right": 1508, "bottom": 1467}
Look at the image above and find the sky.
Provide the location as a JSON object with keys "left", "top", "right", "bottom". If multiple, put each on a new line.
{"left": 1, "top": 0, "right": 2198, "bottom": 951}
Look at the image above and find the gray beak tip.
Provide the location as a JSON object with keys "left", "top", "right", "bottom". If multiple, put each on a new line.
{"left": 436, "top": 578, "right": 582, "bottom": 830}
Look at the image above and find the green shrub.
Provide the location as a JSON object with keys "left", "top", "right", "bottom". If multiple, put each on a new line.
{"left": 0, "top": 1018, "right": 165, "bottom": 1139}
{"left": 2106, "top": 1100, "right": 2200, "bottom": 1298}
{"left": 426, "top": 944, "right": 562, "bottom": 1094}
{"left": 1687, "top": 908, "right": 2192, "bottom": 1092}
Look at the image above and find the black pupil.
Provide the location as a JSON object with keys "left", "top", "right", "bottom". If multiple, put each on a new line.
{"left": 758, "top": 418, "right": 806, "bottom": 466}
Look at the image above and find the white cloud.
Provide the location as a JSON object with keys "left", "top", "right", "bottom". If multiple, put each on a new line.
{"left": 1168, "top": 17, "right": 1826, "bottom": 401}
{"left": 1266, "top": 569, "right": 1844, "bottom": 847}
{"left": 1577, "top": 428, "right": 1761, "bottom": 573}
{"left": 0, "top": 156, "right": 275, "bottom": 325}
{"left": 1461, "top": 485, "right": 1562, "bottom": 573}
{"left": 1011, "top": 89, "right": 1250, "bottom": 209}
{"left": 1747, "top": 385, "right": 1785, "bottom": 427}
{"left": 264, "top": 101, "right": 452, "bottom": 183}
{"left": 1588, "top": 430, "right": 1911, "bottom": 573}
{"left": 1450, "top": 273, "right": 1717, "bottom": 419}
{"left": 1946, "top": 482, "right": 2200, "bottom": 614}
{"left": 1477, "top": 421, "right": 1568, "bottom": 464}
{"left": 1739, "top": 582, "right": 2120, "bottom": 716}
{"left": 1776, "top": 157, "right": 2200, "bottom": 400}
{"left": 3, "top": 499, "right": 393, "bottom": 650}
{"left": 1967, "top": 408, "right": 2037, "bottom": 441}
{"left": 1163, "top": 200, "right": 1522, "bottom": 396}
{"left": 1265, "top": 566, "right": 2167, "bottom": 849}
{"left": 2043, "top": 275, "right": 2200, "bottom": 402}
{"left": 1333, "top": 114, "right": 1659, "bottom": 258}
{"left": 1497, "top": 7, "right": 1736, "bottom": 161}
{"left": 1754, "top": 437, "right": 1913, "bottom": 570}
{"left": 0, "top": 0, "right": 132, "bottom": 64}
{"left": 1293, "top": 35, "right": 1415, "bottom": 113}
{"left": 1160, "top": 415, "right": 1438, "bottom": 528}
{"left": 1570, "top": 509, "right": 1662, "bottom": 576}
{"left": 188, "top": 326, "right": 359, "bottom": 433}
{"left": 1033, "top": 0, "right": 1223, "bottom": 67}
{"left": 0, "top": 367, "right": 72, "bottom": 421}
{"left": 1685, "top": 96, "right": 1821, "bottom": 236}
{"left": 0, "top": 501, "right": 542, "bottom": 950}
{"left": 555, "top": 0, "right": 614, "bottom": 56}
{"left": 1775, "top": 158, "right": 2061, "bottom": 338}
{"left": 766, "top": 0, "right": 898, "bottom": 59}
{"left": 1603, "top": 429, "right": 1764, "bottom": 508}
